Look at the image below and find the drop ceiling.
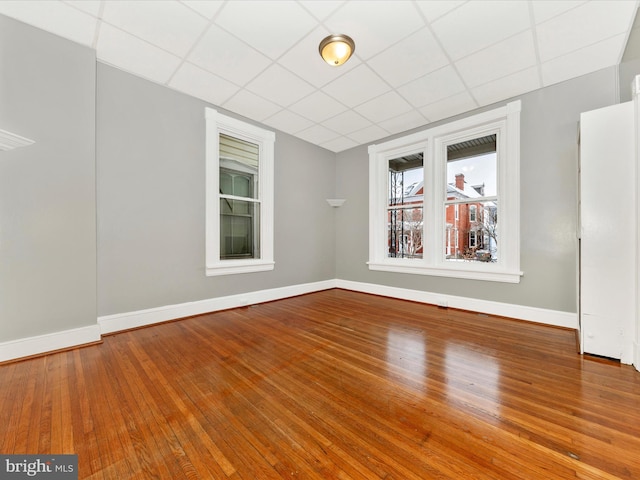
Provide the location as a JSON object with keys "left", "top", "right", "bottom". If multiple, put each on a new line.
{"left": 1, "top": 0, "right": 637, "bottom": 152}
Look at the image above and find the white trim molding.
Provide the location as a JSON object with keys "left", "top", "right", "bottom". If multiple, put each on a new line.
{"left": 1, "top": 280, "right": 578, "bottom": 362}
{"left": 0, "top": 324, "right": 101, "bottom": 363}
{"left": 368, "top": 100, "right": 521, "bottom": 283}
{"left": 205, "top": 108, "right": 276, "bottom": 276}
{"left": 335, "top": 280, "right": 577, "bottom": 330}
{"left": 100, "top": 279, "right": 577, "bottom": 337}
{"left": 0, "top": 128, "right": 35, "bottom": 151}
{"left": 99, "top": 280, "right": 336, "bottom": 334}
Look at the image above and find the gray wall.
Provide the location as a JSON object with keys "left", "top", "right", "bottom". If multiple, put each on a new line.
{"left": 0, "top": 11, "right": 633, "bottom": 345}
{"left": 335, "top": 67, "right": 619, "bottom": 314}
{"left": 0, "top": 16, "right": 96, "bottom": 342}
{"left": 97, "top": 64, "right": 337, "bottom": 316}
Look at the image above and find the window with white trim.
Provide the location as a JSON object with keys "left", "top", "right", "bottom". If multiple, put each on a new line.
{"left": 205, "top": 108, "right": 275, "bottom": 276}
{"left": 368, "top": 101, "right": 521, "bottom": 283}
{"left": 469, "top": 204, "right": 477, "bottom": 222}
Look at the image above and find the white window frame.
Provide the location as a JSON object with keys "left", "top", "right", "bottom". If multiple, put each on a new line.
{"left": 368, "top": 100, "right": 522, "bottom": 283}
{"left": 205, "top": 108, "right": 275, "bottom": 276}
{"left": 469, "top": 230, "right": 478, "bottom": 248}
{"left": 469, "top": 204, "right": 477, "bottom": 222}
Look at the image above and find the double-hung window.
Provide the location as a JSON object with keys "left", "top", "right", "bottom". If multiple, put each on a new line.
{"left": 205, "top": 108, "right": 275, "bottom": 276}
{"left": 368, "top": 101, "right": 521, "bottom": 283}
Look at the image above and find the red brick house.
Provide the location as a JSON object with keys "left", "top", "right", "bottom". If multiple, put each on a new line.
{"left": 388, "top": 172, "right": 495, "bottom": 261}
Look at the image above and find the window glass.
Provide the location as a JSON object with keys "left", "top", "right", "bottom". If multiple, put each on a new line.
{"left": 388, "top": 153, "right": 423, "bottom": 259}
{"left": 220, "top": 200, "right": 260, "bottom": 259}
{"left": 446, "top": 134, "right": 497, "bottom": 197}
{"left": 205, "top": 108, "right": 275, "bottom": 276}
{"left": 219, "top": 134, "right": 260, "bottom": 259}
{"left": 367, "top": 100, "right": 520, "bottom": 283}
{"left": 444, "top": 135, "right": 498, "bottom": 264}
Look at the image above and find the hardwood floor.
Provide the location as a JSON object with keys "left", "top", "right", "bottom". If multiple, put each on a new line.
{"left": 2, "top": 289, "right": 640, "bottom": 479}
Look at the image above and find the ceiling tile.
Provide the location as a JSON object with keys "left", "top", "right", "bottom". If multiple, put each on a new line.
{"left": 322, "top": 65, "right": 391, "bottom": 108}
{"left": 188, "top": 24, "right": 272, "bottom": 86}
{"left": 456, "top": 30, "right": 537, "bottom": 88}
{"left": 97, "top": 23, "right": 182, "bottom": 83}
{"left": 63, "top": 0, "right": 103, "bottom": 17}
{"left": 320, "top": 136, "right": 359, "bottom": 152}
{"left": 324, "top": 1, "right": 425, "bottom": 60}
{"left": 355, "top": 91, "right": 414, "bottom": 123}
{"left": 288, "top": 91, "right": 349, "bottom": 122}
{"left": 536, "top": 1, "right": 637, "bottom": 62}
{"left": 397, "top": 66, "right": 466, "bottom": 108}
{"left": 431, "top": 0, "right": 531, "bottom": 61}
{"left": 2, "top": 0, "right": 636, "bottom": 153}
{"left": 245, "top": 64, "right": 315, "bottom": 107}
{"left": 0, "top": 0, "right": 97, "bottom": 46}
{"left": 296, "top": 124, "right": 341, "bottom": 145}
{"left": 222, "top": 90, "right": 282, "bottom": 122}
{"left": 541, "top": 33, "right": 628, "bottom": 86}
{"left": 215, "top": 1, "right": 317, "bottom": 59}
{"left": 531, "top": 1, "right": 586, "bottom": 24}
{"left": 263, "top": 109, "right": 314, "bottom": 135}
{"left": 169, "top": 62, "right": 239, "bottom": 106}
{"left": 471, "top": 67, "right": 541, "bottom": 106}
{"left": 347, "top": 124, "right": 390, "bottom": 145}
{"left": 414, "top": 0, "right": 465, "bottom": 23}
{"left": 418, "top": 91, "right": 478, "bottom": 123}
{"left": 298, "top": 1, "right": 344, "bottom": 21}
{"left": 378, "top": 110, "right": 427, "bottom": 136}
{"left": 367, "top": 27, "right": 450, "bottom": 88}
{"left": 102, "top": 1, "right": 208, "bottom": 57}
{"left": 322, "top": 110, "right": 372, "bottom": 135}
{"left": 180, "top": 0, "right": 224, "bottom": 19}
{"left": 277, "top": 26, "right": 362, "bottom": 88}
{"left": 222, "top": 90, "right": 280, "bottom": 122}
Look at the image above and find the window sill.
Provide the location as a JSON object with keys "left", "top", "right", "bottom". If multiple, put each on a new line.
{"left": 367, "top": 261, "right": 522, "bottom": 283}
{"left": 206, "top": 260, "right": 275, "bottom": 276}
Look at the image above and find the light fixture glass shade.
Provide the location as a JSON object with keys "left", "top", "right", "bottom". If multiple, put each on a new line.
{"left": 319, "top": 34, "right": 355, "bottom": 66}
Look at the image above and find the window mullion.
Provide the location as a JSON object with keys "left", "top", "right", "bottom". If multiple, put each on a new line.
{"left": 206, "top": 107, "right": 275, "bottom": 276}
{"left": 444, "top": 196, "right": 498, "bottom": 206}
{"left": 367, "top": 100, "right": 520, "bottom": 282}
{"left": 220, "top": 193, "right": 261, "bottom": 203}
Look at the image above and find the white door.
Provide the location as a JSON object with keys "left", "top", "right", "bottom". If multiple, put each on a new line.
{"left": 579, "top": 101, "right": 635, "bottom": 361}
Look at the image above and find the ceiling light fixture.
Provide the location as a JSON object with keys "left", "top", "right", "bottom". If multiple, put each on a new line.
{"left": 319, "top": 34, "right": 355, "bottom": 67}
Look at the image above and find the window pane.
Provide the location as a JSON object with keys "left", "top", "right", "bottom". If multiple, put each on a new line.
{"left": 220, "top": 169, "right": 254, "bottom": 199}
{"left": 388, "top": 153, "right": 423, "bottom": 207}
{"left": 388, "top": 152, "right": 424, "bottom": 258}
{"left": 219, "top": 133, "right": 258, "bottom": 199}
{"left": 233, "top": 174, "right": 251, "bottom": 197}
{"left": 220, "top": 199, "right": 260, "bottom": 259}
{"left": 220, "top": 171, "right": 233, "bottom": 195}
{"left": 387, "top": 207, "right": 423, "bottom": 259}
{"left": 447, "top": 134, "right": 496, "bottom": 198}
{"left": 445, "top": 201, "right": 497, "bottom": 262}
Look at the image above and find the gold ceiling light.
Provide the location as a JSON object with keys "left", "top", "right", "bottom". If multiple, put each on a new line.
{"left": 319, "top": 34, "right": 355, "bottom": 66}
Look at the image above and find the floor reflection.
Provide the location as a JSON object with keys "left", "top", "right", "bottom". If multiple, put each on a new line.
{"left": 386, "top": 328, "right": 427, "bottom": 391}
{"left": 444, "top": 343, "right": 502, "bottom": 417}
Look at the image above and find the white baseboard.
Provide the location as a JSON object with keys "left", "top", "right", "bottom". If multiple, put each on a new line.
{"left": 1, "top": 279, "right": 579, "bottom": 363}
{"left": 336, "top": 280, "right": 578, "bottom": 329}
{"left": 100, "top": 278, "right": 577, "bottom": 336}
{"left": 0, "top": 324, "right": 101, "bottom": 363}
{"left": 98, "top": 280, "right": 337, "bottom": 334}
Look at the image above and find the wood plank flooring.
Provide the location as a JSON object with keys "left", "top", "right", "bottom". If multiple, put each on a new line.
{"left": 1, "top": 289, "right": 640, "bottom": 479}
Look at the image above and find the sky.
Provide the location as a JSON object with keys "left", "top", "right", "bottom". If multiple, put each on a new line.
{"left": 400, "top": 152, "right": 497, "bottom": 197}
